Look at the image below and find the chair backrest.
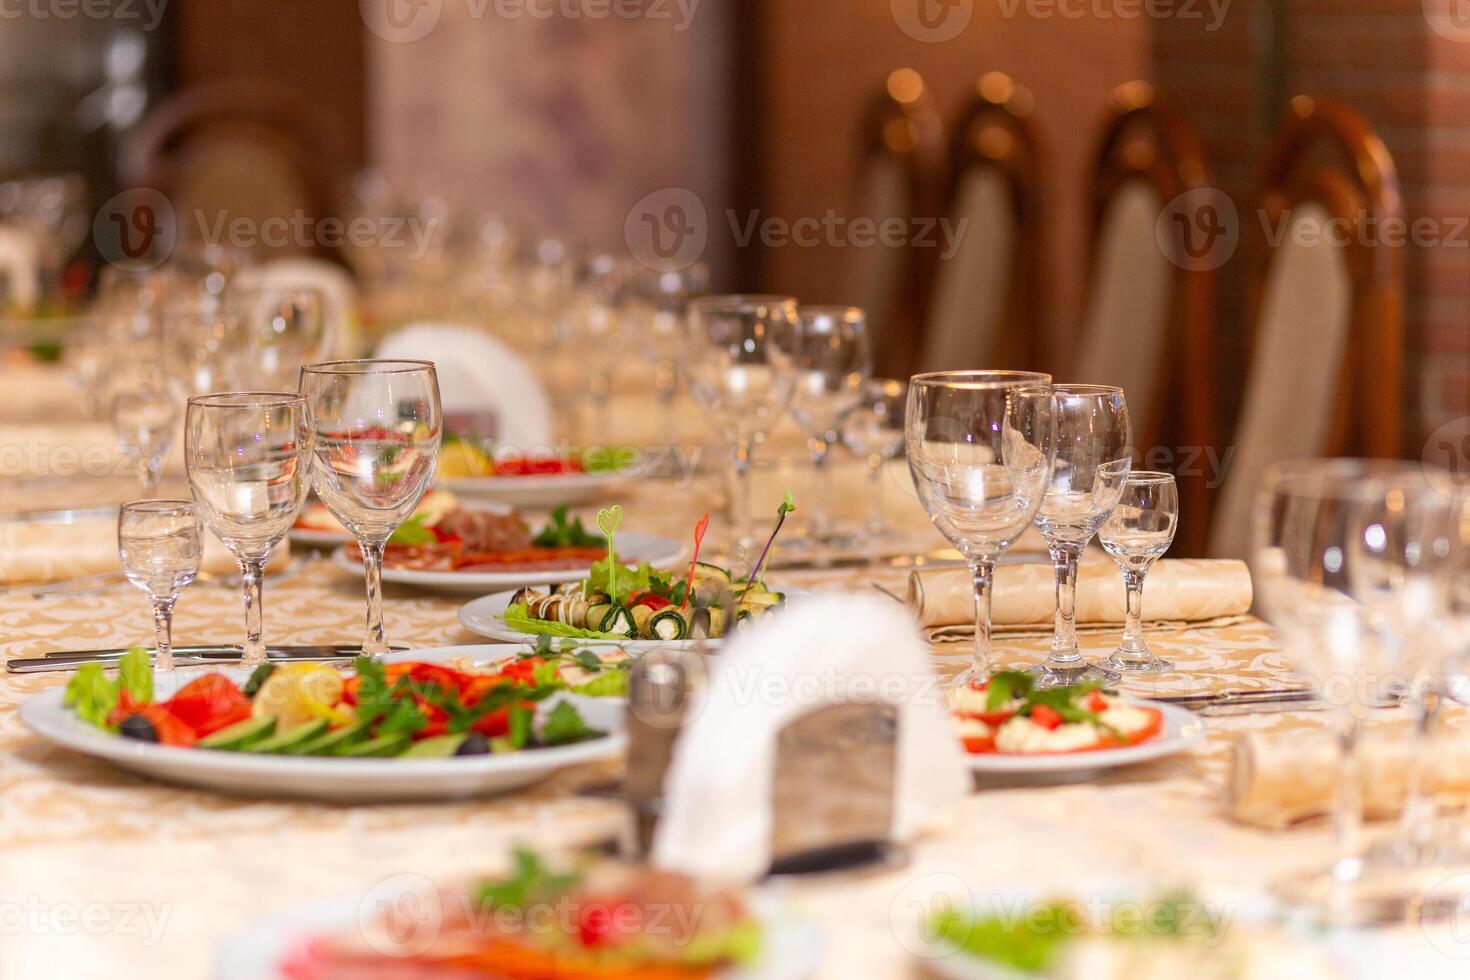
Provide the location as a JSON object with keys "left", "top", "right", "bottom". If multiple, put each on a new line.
{"left": 845, "top": 69, "right": 946, "bottom": 378}
{"left": 918, "top": 73, "right": 1043, "bottom": 376}
{"left": 1074, "top": 82, "right": 1216, "bottom": 554}
{"left": 1208, "top": 96, "right": 1404, "bottom": 559}
{"left": 122, "top": 79, "right": 347, "bottom": 260}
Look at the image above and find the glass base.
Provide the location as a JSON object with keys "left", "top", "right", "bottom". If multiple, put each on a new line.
{"left": 1105, "top": 652, "right": 1174, "bottom": 674}
{"left": 1271, "top": 859, "right": 1470, "bottom": 928}
{"left": 1365, "top": 820, "right": 1470, "bottom": 868}
{"left": 1028, "top": 661, "right": 1122, "bottom": 689}
{"left": 947, "top": 666, "right": 988, "bottom": 689}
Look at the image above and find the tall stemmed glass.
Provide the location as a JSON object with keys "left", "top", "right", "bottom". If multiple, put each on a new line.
{"left": 118, "top": 500, "right": 202, "bottom": 673}
{"left": 299, "top": 360, "right": 442, "bottom": 657}
{"left": 790, "top": 306, "right": 871, "bottom": 547}
{"left": 1098, "top": 471, "right": 1179, "bottom": 674}
{"left": 230, "top": 285, "right": 327, "bottom": 390}
{"left": 1031, "top": 384, "right": 1132, "bottom": 687}
{"left": 631, "top": 263, "right": 710, "bottom": 437}
{"left": 685, "top": 295, "right": 798, "bottom": 556}
{"left": 1253, "top": 459, "right": 1459, "bottom": 922}
{"left": 185, "top": 393, "right": 313, "bottom": 666}
{"left": 907, "top": 372, "right": 1056, "bottom": 685}
{"left": 842, "top": 378, "right": 908, "bottom": 545}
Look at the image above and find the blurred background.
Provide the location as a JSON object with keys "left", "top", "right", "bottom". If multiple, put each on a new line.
{"left": 2, "top": 1, "right": 1466, "bottom": 524}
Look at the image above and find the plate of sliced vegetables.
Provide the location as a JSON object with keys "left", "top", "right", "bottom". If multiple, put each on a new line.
{"left": 947, "top": 671, "right": 1203, "bottom": 775}
{"left": 218, "top": 847, "right": 824, "bottom": 980}
{"left": 19, "top": 647, "right": 625, "bottom": 802}
{"left": 435, "top": 439, "right": 636, "bottom": 507}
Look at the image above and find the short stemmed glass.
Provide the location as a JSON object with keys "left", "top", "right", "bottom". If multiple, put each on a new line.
{"left": 299, "top": 360, "right": 442, "bottom": 657}
{"left": 1253, "top": 459, "right": 1459, "bottom": 922}
{"left": 789, "top": 306, "right": 871, "bottom": 547}
{"left": 185, "top": 392, "right": 313, "bottom": 666}
{"left": 685, "top": 295, "right": 798, "bottom": 555}
{"left": 112, "top": 378, "right": 180, "bottom": 493}
{"left": 842, "top": 378, "right": 908, "bottom": 545}
{"left": 1098, "top": 471, "right": 1178, "bottom": 674}
{"left": 907, "top": 372, "right": 1056, "bottom": 685}
{"left": 117, "top": 500, "right": 202, "bottom": 673}
{"left": 1031, "top": 384, "right": 1132, "bottom": 688}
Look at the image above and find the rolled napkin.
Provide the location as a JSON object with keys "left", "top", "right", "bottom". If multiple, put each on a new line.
{"left": 907, "top": 558, "right": 1253, "bottom": 639}
{"left": 1229, "top": 730, "right": 1470, "bottom": 829}
{"left": 0, "top": 520, "right": 289, "bottom": 586}
{"left": 652, "top": 593, "right": 969, "bottom": 883}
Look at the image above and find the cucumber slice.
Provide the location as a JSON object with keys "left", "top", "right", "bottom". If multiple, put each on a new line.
{"left": 198, "top": 716, "right": 277, "bottom": 751}
{"left": 245, "top": 719, "right": 330, "bottom": 754}
{"left": 290, "top": 723, "right": 369, "bottom": 757}
{"left": 400, "top": 734, "right": 468, "bottom": 759}
{"left": 342, "top": 733, "right": 411, "bottom": 758}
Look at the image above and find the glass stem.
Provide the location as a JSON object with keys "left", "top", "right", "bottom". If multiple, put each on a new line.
{"left": 809, "top": 436, "right": 832, "bottom": 541}
{"left": 968, "top": 558, "right": 995, "bottom": 682}
{"left": 732, "top": 437, "right": 754, "bottom": 559}
{"left": 1398, "top": 679, "right": 1442, "bottom": 860}
{"left": 1048, "top": 544, "right": 1082, "bottom": 665}
{"left": 240, "top": 556, "right": 267, "bottom": 667}
{"left": 152, "top": 596, "right": 177, "bottom": 672}
{"left": 1117, "top": 568, "right": 1148, "bottom": 658}
{"left": 360, "top": 537, "right": 389, "bottom": 658}
{"left": 1330, "top": 708, "right": 1366, "bottom": 914}
{"left": 865, "top": 455, "right": 885, "bottom": 537}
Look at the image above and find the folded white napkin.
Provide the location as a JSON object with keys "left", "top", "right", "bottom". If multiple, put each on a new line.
{"left": 235, "top": 257, "right": 359, "bottom": 358}
{"left": 376, "top": 322, "right": 552, "bottom": 449}
{"left": 0, "top": 222, "right": 41, "bottom": 314}
{"left": 652, "top": 594, "right": 970, "bottom": 883}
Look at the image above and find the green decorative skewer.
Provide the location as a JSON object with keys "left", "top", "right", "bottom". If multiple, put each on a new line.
{"left": 596, "top": 505, "right": 624, "bottom": 599}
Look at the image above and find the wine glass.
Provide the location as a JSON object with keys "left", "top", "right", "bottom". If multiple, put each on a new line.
{"left": 1031, "top": 384, "right": 1132, "bottom": 687}
{"left": 299, "top": 360, "right": 442, "bottom": 656}
{"left": 118, "top": 500, "right": 202, "bottom": 673}
{"left": 574, "top": 254, "right": 630, "bottom": 440}
{"left": 906, "top": 372, "right": 1056, "bottom": 684}
{"left": 185, "top": 392, "right": 313, "bottom": 666}
{"left": 1097, "top": 471, "right": 1178, "bottom": 673}
{"left": 789, "top": 306, "right": 872, "bottom": 547}
{"left": 685, "top": 295, "right": 798, "bottom": 555}
{"left": 111, "top": 372, "right": 181, "bottom": 493}
{"left": 1253, "top": 459, "right": 1460, "bottom": 922}
{"left": 630, "top": 262, "right": 709, "bottom": 436}
{"left": 842, "top": 378, "right": 908, "bottom": 545}
{"left": 229, "top": 284, "right": 326, "bottom": 389}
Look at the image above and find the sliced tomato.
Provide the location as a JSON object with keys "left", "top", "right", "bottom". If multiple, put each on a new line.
{"left": 960, "top": 735, "right": 995, "bottom": 754}
{"left": 627, "top": 592, "right": 671, "bottom": 610}
{"left": 128, "top": 706, "right": 199, "bottom": 747}
{"left": 1086, "top": 691, "right": 1109, "bottom": 713}
{"left": 1029, "top": 704, "right": 1063, "bottom": 730}
{"left": 496, "top": 657, "right": 546, "bottom": 687}
{"left": 959, "top": 707, "right": 1018, "bottom": 727}
{"left": 164, "top": 674, "right": 251, "bottom": 736}
{"left": 1121, "top": 707, "right": 1163, "bottom": 746}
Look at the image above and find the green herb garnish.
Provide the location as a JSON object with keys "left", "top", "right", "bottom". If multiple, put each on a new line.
{"left": 533, "top": 505, "right": 605, "bottom": 548}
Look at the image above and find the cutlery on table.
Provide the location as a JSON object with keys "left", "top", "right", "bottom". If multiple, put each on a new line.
{"left": 8, "top": 645, "right": 409, "bottom": 673}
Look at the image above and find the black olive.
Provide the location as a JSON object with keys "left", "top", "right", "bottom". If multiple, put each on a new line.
{"left": 455, "top": 733, "right": 491, "bottom": 756}
{"left": 118, "top": 714, "right": 159, "bottom": 743}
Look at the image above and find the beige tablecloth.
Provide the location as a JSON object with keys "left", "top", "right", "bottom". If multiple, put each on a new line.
{"left": 0, "top": 363, "right": 1464, "bottom": 978}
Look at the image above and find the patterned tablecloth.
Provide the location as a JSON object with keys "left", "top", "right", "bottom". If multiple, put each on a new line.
{"left": 1, "top": 365, "right": 1466, "bottom": 978}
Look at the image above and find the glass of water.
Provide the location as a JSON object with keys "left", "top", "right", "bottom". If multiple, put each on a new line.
{"left": 117, "top": 500, "right": 203, "bottom": 673}
{"left": 789, "top": 305, "right": 871, "bottom": 547}
{"left": 1097, "top": 471, "right": 1178, "bottom": 673}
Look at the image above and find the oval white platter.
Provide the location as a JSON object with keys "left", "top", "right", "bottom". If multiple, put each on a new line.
{"left": 459, "top": 587, "right": 804, "bottom": 651}
{"left": 216, "top": 891, "right": 824, "bottom": 980}
{"left": 438, "top": 469, "right": 633, "bottom": 507}
{"left": 963, "top": 699, "right": 1203, "bottom": 776}
{"left": 18, "top": 650, "right": 625, "bottom": 804}
{"left": 331, "top": 530, "right": 685, "bottom": 594}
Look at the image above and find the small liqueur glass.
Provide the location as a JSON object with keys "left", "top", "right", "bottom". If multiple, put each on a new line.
{"left": 117, "top": 499, "right": 203, "bottom": 673}
{"left": 1097, "top": 471, "right": 1178, "bottom": 673}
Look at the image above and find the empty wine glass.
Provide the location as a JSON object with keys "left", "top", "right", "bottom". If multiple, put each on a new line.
{"left": 118, "top": 500, "right": 202, "bottom": 673}
{"left": 1031, "top": 384, "right": 1132, "bottom": 688}
{"left": 907, "top": 372, "right": 1056, "bottom": 684}
{"left": 789, "top": 306, "right": 871, "bottom": 547}
{"left": 630, "top": 262, "right": 710, "bottom": 435}
{"left": 229, "top": 284, "right": 326, "bottom": 389}
{"left": 686, "top": 295, "right": 798, "bottom": 555}
{"left": 299, "top": 360, "right": 442, "bottom": 656}
{"left": 111, "top": 373, "right": 181, "bottom": 493}
{"left": 842, "top": 378, "right": 908, "bottom": 544}
{"left": 185, "top": 392, "right": 313, "bottom": 666}
{"left": 1253, "top": 459, "right": 1460, "bottom": 923}
{"left": 1098, "top": 471, "right": 1178, "bottom": 673}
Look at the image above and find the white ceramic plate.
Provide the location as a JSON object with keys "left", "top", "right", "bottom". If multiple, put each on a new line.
{"left": 331, "top": 531, "right": 685, "bottom": 595}
{"left": 459, "top": 587, "right": 803, "bottom": 650}
{"left": 18, "top": 657, "right": 625, "bottom": 804}
{"left": 287, "top": 525, "right": 353, "bottom": 549}
{"left": 439, "top": 470, "right": 633, "bottom": 507}
{"left": 962, "top": 700, "right": 1203, "bottom": 776}
{"left": 216, "top": 891, "right": 824, "bottom": 980}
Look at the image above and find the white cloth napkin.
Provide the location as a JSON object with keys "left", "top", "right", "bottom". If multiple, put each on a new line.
{"left": 235, "top": 257, "right": 359, "bottom": 358}
{"left": 651, "top": 594, "right": 970, "bottom": 883}
{"left": 375, "top": 322, "right": 552, "bottom": 449}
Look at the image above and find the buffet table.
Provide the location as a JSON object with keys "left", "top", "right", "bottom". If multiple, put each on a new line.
{"left": 0, "top": 368, "right": 1462, "bottom": 978}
